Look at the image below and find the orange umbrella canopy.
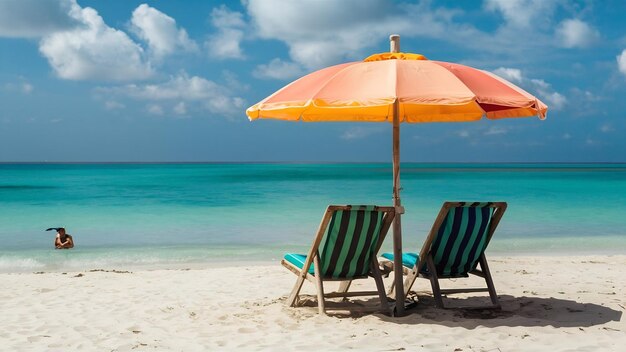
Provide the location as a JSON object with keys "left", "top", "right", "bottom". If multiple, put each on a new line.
{"left": 246, "top": 52, "right": 547, "bottom": 122}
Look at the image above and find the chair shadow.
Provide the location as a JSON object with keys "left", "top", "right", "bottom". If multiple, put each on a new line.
{"left": 294, "top": 295, "right": 392, "bottom": 318}
{"left": 375, "top": 293, "right": 623, "bottom": 328}
{"left": 291, "top": 292, "right": 623, "bottom": 328}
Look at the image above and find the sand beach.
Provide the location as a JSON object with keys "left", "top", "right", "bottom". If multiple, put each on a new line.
{"left": 1, "top": 255, "right": 624, "bottom": 351}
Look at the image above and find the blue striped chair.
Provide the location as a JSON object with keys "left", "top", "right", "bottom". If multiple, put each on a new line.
{"left": 382, "top": 202, "right": 507, "bottom": 309}
{"left": 282, "top": 205, "right": 395, "bottom": 315}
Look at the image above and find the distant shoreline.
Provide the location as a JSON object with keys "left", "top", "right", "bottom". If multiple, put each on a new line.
{"left": 2, "top": 240, "right": 626, "bottom": 274}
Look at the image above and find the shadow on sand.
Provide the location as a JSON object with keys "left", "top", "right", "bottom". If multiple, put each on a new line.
{"left": 294, "top": 293, "right": 623, "bottom": 328}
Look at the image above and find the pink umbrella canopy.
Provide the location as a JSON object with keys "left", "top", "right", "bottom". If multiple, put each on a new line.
{"left": 247, "top": 52, "right": 547, "bottom": 123}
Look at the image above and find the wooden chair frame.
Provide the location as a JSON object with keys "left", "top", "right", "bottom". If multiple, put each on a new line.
{"left": 400, "top": 202, "right": 507, "bottom": 309}
{"left": 281, "top": 205, "right": 395, "bottom": 315}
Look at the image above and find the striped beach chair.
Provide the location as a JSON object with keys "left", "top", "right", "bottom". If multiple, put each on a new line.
{"left": 282, "top": 205, "right": 395, "bottom": 315}
{"left": 382, "top": 202, "right": 507, "bottom": 309}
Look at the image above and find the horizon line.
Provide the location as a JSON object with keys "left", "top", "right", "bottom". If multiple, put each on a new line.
{"left": 1, "top": 161, "right": 625, "bottom": 165}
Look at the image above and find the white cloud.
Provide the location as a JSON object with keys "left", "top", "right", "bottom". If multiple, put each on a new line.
{"left": 130, "top": 4, "right": 197, "bottom": 59}
{"left": 600, "top": 124, "right": 614, "bottom": 133}
{"left": 211, "top": 5, "right": 246, "bottom": 28}
{"left": 97, "top": 72, "right": 246, "bottom": 116}
{"left": 173, "top": 102, "right": 187, "bottom": 115}
{"left": 484, "top": 126, "right": 508, "bottom": 135}
{"left": 207, "top": 28, "right": 245, "bottom": 59}
{"left": 555, "top": 19, "right": 600, "bottom": 48}
{"left": 571, "top": 88, "right": 601, "bottom": 102}
{"left": 104, "top": 100, "right": 125, "bottom": 110}
{"left": 482, "top": 0, "right": 566, "bottom": 56}
{"left": 253, "top": 58, "right": 304, "bottom": 80}
{"left": 341, "top": 126, "right": 385, "bottom": 140}
{"left": 39, "top": 3, "right": 153, "bottom": 81}
{"left": 540, "top": 91, "right": 566, "bottom": 110}
{"left": 221, "top": 70, "right": 250, "bottom": 92}
{"left": 545, "top": 92, "right": 566, "bottom": 109}
{"left": 1, "top": 1, "right": 204, "bottom": 82}
{"left": 492, "top": 67, "right": 523, "bottom": 83}
{"left": 206, "top": 6, "right": 245, "bottom": 59}
{"left": 243, "top": 0, "right": 593, "bottom": 70}
{"left": 0, "top": 0, "right": 78, "bottom": 38}
{"left": 21, "top": 83, "right": 34, "bottom": 94}
{"left": 147, "top": 104, "right": 164, "bottom": 115}
{"left": 111, "top": 74, "right": 219, "bottom": 100}
{"left": 246, "top": 0, "right": 379, "bottom": 68}
{"left": 484, "top": 0, "right": 557, "bottom": 29}
{"left": 617, "top": 50, "right": 626, "bottom": 76}
{"left": 2, "top": 79, "right": 34, "bottom": 94}
{"left": 456, "top": 130, "right": 470, "bottom": 138}
{"left": 245, "top": 0, "right": 467, "bottom": 69}
{"left": 530, "top": 79, "right": 567, "bottom": 110}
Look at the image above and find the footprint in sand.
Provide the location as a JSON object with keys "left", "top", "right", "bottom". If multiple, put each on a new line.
{"left": 237, "top": 327, "right": 256, "bottom": 334}
{"left": 127, "top": 325, "right": 142, "bottom": 334}
{"left": 35, "top": 288, "right": 55, "bottom": 294}
{"left": 217, "top": 315, "right": 229, "bottom": 321}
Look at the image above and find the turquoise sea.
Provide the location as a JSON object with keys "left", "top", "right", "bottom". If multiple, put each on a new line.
{"left": 1, "top": 163, "right": 625, "bottom": 273}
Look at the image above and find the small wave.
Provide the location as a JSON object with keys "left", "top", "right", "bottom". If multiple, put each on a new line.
{"left": 0, "top": 257, "right": 46, "bottom": 272}
{"left": 0, "top": 246, "right": 277, "bottom": 273}
{"left": 0, "top": 254, "right": 192, "bottom": 273}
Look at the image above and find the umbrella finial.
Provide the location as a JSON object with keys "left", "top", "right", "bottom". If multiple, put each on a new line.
{"left": 390, "top": 34, "right": 400, "bottom": 53}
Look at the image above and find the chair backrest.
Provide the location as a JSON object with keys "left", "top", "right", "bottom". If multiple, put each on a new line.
{"left": 317, "top": 205, "right": 394, "bottom": 279}
{"left": 420, "top": 202, "right": 506, "bottom": 278}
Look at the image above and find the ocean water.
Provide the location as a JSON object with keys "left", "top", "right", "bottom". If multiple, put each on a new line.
{"left": 1, "top": 163, "right": 625, "bottom": 272}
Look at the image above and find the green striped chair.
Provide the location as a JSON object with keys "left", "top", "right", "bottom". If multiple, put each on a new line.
{"left": 282, "top": 205, "right": 395, "bottom": 315}
{"left": 382, "top": 202, "right": 507, "bottom": 309}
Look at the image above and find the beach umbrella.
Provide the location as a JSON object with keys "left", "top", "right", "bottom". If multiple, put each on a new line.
{"left": 246, "top": 35, "right": 546, "bottom": 315}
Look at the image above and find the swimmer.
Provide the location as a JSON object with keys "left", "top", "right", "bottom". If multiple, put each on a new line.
{"left": 53, "top": 227, "right": 74, "bottom": 249}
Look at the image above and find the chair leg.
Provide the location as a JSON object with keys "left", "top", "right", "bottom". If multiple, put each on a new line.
{"left": 370, "top": 258, "right": 391, "bottom": 315}
{"left": 387, "top": 262, "right": 417, "bottom": 297}
{"left": 479, "top": 254, "right": 500, "bottom": 308}
{"left": 426, "top": 255, "right": 444, "bottom": 308}
{"left": 403, "top": 265, "right": 419, "bottom": 296}
{"left": 313, "top": 255, "right": 326, "bottom": 315}
{"left": 337, "top": 280, "right": 352, "bottom": 294}
{"left": 388, "top": 277, "right": 396, "bottom": 297}
{"left": 286, "top": 275, "right": 305, "bottom": 307}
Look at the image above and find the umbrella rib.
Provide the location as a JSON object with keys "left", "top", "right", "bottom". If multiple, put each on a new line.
{"left": 393, "top": 59, "right": 400, "bottom": 122}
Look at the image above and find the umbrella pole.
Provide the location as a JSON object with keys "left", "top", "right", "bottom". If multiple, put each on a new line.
{"left": 392, "top": 98, "right": 405, "bottom": 316}
{"left": 390, "top": 34, "right": 405, "bottom": 316}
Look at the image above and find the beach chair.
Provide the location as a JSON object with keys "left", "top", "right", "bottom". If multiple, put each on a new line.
{"left": 282, "top": 205, "right": 395, "bottom": 315}
{"left": 382, "top": 202, "right": 507, "bottom": 309}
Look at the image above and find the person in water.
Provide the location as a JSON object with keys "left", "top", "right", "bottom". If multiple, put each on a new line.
{"left": 54, "top": 228, "right": 74, "bottom": 249}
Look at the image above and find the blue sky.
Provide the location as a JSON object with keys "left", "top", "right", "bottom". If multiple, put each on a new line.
{"left": 0, "top": 0, "right": 625, "bottom": 162}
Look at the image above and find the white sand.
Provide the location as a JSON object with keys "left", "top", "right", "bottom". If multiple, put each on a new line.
{"left": 1, "top": 255, "right": 624, "bottom": 351}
